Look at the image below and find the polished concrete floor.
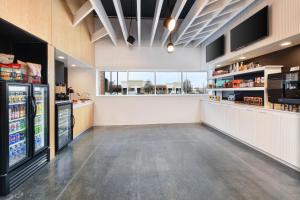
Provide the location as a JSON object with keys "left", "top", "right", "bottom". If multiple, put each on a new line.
{"left": 2, "top": 124, "right": 300, "bottom": 200}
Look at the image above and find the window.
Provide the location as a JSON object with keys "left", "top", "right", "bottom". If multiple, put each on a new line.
{"left": 128, "top": 72, "right": 155, "bottom": 95}
{"left": 97, "top": 71, "right": 207, "bottom": 96}
{"left": 156, "top": 72, "right": 182, "bottom": 95}
{"left": 182, "top": 72, "right": 207, "bottom": 94}
{"left": 99, "top": 72, "right": 127, "bottom": 95}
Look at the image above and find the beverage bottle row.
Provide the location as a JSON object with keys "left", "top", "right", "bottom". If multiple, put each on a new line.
{"left": 9, "top": 91, "right": 26, "bottom": 103}
{"left": 35, "top": 135, "right": 42, "bottom": 149}
{"left": 36, "top": 103, "right": 43, "bottom": 115}
{"left": 9, "top": 131, "right": 25, "bottom": 145}
{"left": 9, "top": 119, "right": 26, "bottom": 132}
{"left": 9, "top": 104, "right": 26, "bottom": 120}
{"left": 9, "top": 142, "right": 26, "bottom": 162}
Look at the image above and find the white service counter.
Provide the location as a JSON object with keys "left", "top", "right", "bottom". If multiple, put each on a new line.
{"left": 200, "top": 99, "right": 300, "bottom": 171}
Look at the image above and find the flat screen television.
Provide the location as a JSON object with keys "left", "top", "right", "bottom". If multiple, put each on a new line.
{"left": 230, "top": 6, "right": 269, "bottom": 52}
{"left": 206, "top": 35, "right": 225, "bottom": 62}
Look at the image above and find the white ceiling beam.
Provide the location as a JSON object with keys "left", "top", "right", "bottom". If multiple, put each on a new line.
{"left": 161, "top": 0, "right": 188, "bottom": 47}
{"left": 183, "top": 0, "right": 230, "bottom": 47}
{"left": 72, "top": 1, "right": 94, "bottom": 27}
{"left": 173, "top": 0, "right": 209, "bottom": 44}
{"left": 89, "top": 0, "right": 117, "bottom": 45}
{"left": 149, "top": 0, "right": 164, "bottom": 47}
{"left": 137, "top": 0, "right": 141, "bottom": 46}
{"left": 91, "top": 27, "right": 108, "bottom": 43}
{"left": 194, "top": 0, "right": 256, "bottom": 47}
{"left": 112, "top": 0, "right": 129, "bottom": 46}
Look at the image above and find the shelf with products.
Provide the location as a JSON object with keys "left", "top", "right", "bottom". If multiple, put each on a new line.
{"left": 208, "top": 65, "right": 283, "bottom": 109}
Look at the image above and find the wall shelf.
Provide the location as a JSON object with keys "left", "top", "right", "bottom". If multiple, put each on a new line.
{"left": 209, "top": 66, "right": 265, "bottom": 80}
{"left": 207, "top": 87, "right": 265, "bottom": 91}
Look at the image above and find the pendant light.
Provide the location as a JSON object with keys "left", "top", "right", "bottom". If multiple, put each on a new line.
{"left": 167, "top": 33, "right": 174, "bottom": 53}
{"left": 164, "top": 17, "right": 176, "bottom": 32}
{"left": 163, "top": 0, "right": 176, "bottom": 32}
{"left": 127, "top": 0, "right": 136, "bottom": 46}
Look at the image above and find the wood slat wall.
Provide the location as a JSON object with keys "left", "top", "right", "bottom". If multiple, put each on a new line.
{"left": 0, "top": 0, "right": 95, "bottom": 66}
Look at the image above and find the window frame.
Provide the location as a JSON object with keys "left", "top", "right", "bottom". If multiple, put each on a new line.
{"left": 96, "top": 70, "right": 208, "bottom": 97}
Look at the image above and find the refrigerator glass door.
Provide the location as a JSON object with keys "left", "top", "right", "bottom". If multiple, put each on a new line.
{"left": 8, "top": 85, "right": 30, "bottom": 167}
{"left": 57, "top": 104, "right": 71, "bottom": 150}
{"left": 33, "top": 86, "right": 48, "bottom": 153}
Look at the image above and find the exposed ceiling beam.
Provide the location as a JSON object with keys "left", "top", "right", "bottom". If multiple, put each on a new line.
{"left": 149, "top": 0, "right": 164, "bottom": 47}
{"left": 137, "top": 0, "right": 141, "bottom": 46}
{"left": 183, "top": 0, "right": 230, "bottom": 47}
{"left": 194, "top": 0, "right": 256, "bottom": 47}
{"left": 174, "top": 0, "right": 209, "bottom": 44}
{"left": 89, "top": 0, "right": 117, "bottom": 45}
{"left": 161, "top": 0, "right": 187, "bottom": 47}
{"left": 112, "top": 0, "right": 129, "bottom": 46}
{"left": 91, "top": 27, "right": 108, "bottom": 43}
{"left": 72, "top": 1, "right": 94, "bottom": 27}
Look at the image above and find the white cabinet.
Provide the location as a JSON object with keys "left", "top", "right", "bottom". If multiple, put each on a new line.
{"left": 279, "top": 113, "right": 300, "bottom": 167}
{"left": 200, "top": 100, "right": 300, "bottom": 170}
{"left": 238, "top": 108, "right": 256, "bottom": 146}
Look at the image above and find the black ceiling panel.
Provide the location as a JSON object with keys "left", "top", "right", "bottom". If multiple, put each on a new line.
{"left": 100, "top": 0, "right": 196, "bottom": 19}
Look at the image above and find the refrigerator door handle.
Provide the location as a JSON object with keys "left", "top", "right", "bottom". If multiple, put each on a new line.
{"left": 72, "top": 114, "right": 75, "bottom": 129}
{"left": 32, "top": 96, "right": 37, "bottom": 118}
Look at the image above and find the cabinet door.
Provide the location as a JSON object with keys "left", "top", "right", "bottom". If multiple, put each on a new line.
{"left": 255, "top": 110, "right": 274, "bottom": 153}
{"left": 238, "top": 108, "right": 256, "bottom": 145}
{"left": 280, "top": 114, "right": 300, "bottom": 168}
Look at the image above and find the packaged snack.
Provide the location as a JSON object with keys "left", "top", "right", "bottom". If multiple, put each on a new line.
{"left": 17, "top": 60, "right": 29, "bottom": 75}
{"left": 27, "top": 62, "right": 41, "bottom": 77}
{"left": 0, "top": 53, "right": 14, "bottom": 64}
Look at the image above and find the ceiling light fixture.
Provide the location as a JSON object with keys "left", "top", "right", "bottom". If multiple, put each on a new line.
{"left": 239, "top": 56, "right": 246, "bottom": 60}
{"left": 71, "top": 64, "right": 76, "bottom": 67}
{"left": 127, "top": 0, "right": 136, "bottom": 46}
{"left": 164, "top": 17, "right": 176, "bottom": 32}
{"left": 163, "top": 0, "right": 176, "bottom": 32}
{"left": 167, "top": 33, "right": 175, "bottom": 53}
{"left": 280, "top": 41, "right": 291, "bottom": 46}
{"left": 167, "top": 42, "right": 174, "bottom": 53}
{"left": 217, "top": 64, "right": 221, "bottom": 67}
{"left": 58, "top": 56, "right": 65, "bottom": 60}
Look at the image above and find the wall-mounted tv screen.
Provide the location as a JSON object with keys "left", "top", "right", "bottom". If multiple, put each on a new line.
{"left": 230, "top": 6, "right": 269, "bottom": 52}
{"left": 206, "top": 35, "right": 225, "bottom": 62}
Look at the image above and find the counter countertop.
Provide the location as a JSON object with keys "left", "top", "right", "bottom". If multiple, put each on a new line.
{"left": 73, "top": 100, "right": 94, "bottom": 109}
{"left": 201, "top": 99, "right": 300, "bottom": 116}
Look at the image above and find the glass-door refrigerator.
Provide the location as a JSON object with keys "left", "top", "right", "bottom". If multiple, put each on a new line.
{"left": 32, "top": 85, "right": 49, "bottom": 155}
{"left": 55, "top": 102, "right": 73, "bottom": 153}
{"left": 0, "top": 82, "right": 49, "bottom": 195}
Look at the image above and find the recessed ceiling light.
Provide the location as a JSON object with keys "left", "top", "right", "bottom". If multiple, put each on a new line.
{"left": 280, "top": 42, "right": 291, "bottom": 46}
{"left": 71, "top": 64, "right": 76, "bottom": 67}
{"left": 217, "top": 64, "right": 221, "bottom": 67}
{"left": 239, "top": 56, "right": 246, "bottom": 60}
{"left": 58, "top": 56, "right": 65, "bottom": 60}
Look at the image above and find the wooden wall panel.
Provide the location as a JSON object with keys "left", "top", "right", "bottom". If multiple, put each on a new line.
{"left": 52, "top": 0, "right": 81, "bottom": 61}
{"left": 48, "top": 45, "right": 56, "bottom": 160}
{"left": 80, "top": 14, "right": 95, "bottom": 65}
{"left": 203, "top": 0, "right": 300, "bottom": 67}
{"left": 0, "top": 0, "right": 52, "bottom": 42}
{"left": 73, "top": 104, "right": 94, "bottom": 139}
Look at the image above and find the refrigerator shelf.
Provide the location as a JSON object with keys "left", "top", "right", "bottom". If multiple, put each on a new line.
{"left": 9, "top": 102, "right": 26, "bottom": 106}
{"left": 9, "top": 139, "right": 25, "bottom": 147}
{"left": 9, "top": 117, "right": 26, "bottom": 123}
{"left": 9, "top": 128, "right": 26, "bottom": 135}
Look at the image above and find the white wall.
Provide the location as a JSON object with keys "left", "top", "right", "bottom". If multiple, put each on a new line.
{"left": 68, "top": 64, "right": 205, "bottom": 126}
{"left": 94, "top": 96, "right": 202, "bottom": 126}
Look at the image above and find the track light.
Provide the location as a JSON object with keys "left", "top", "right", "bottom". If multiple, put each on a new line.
{"left": 127, "top": 35, "right": 136, "bottom": 46}
{"left": 167, "top": 42, "right": 174, "bottom": 53}
{"left": 164, "top": 17, "right": 176, "bottom": 32}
